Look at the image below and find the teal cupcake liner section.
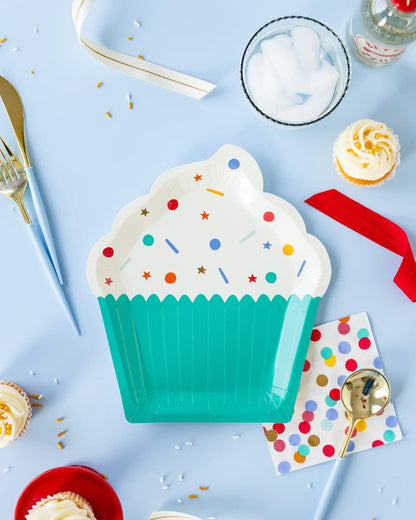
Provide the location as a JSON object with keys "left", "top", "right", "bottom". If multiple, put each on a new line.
{"left": 98, "top": 293, "right": 320, "bottom": 422}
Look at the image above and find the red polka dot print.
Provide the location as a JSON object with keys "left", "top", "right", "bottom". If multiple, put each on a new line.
{"left": 311, "top": 329, "right": 321, "bottom": 342}
{"left": 372, "top": 440, "right": 384, "bottom": 448}
{"left": 263, "top": 211, "right": 275, "bottom": 222}
{"left": 329, "top": 388, "right": 340, "bottom": 401}
{"left": 273, "top": 439, "right": 286, "bottom": 452}
{"left": 302, "top": 411, "right": 314, "bottom": 422}
{"left": 272, "top": 423, "right": 285, "bottom": 434}
{"left": 303, "top": 360, "right": 311, "bottom": 372}
{"left": 299, "top": 421, "right": 311, "bottom": 434}
{"left": 167, "top": 199, "right": 179, "bottom": 210}
{"left": 323, "top": 444, "right": 335, "bottom": 457}
{"left": 345, "top": 359, "right": 358, "bottom": 372}
{"left": 359, "top": 337, "right": 371, "bottom": 350}
{"left": 103, "top": 247, "right": 114, "bottom": 258}
{"left": 338, "top": 322, "right": 350, "bottom": 335}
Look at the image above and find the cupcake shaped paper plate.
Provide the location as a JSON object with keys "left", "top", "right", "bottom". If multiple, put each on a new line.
{"left": 87, "top": 145, "right": 331, "bottom": 422}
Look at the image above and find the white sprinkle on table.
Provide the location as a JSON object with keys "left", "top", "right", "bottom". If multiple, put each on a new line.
{"left": 174, "top": 445, "right": 181, "bottom": 450}
{"left": 54, "top": 378, "right": 59, "bottom": 384}
{"left": 392, "top": 498, "right": 398, "bottom": 505}
{"left": 162, "top": 485, "right": 169, "bottom": 490}
{"left": 185, "top": 441, "right": 193, "bottom": 446}
{"left": 126, "top": 93, "right": 131, "bottom": 102}
{"left": 207, "top": 517, "right": 216, "bottom": 520}
{"left": 34, "top": 28, "right": 38, "bottom": 33}
{"left": 134, "top": 20, "right": 141, "bottom": 28}
{"left": 378, "top": 488, "right": 383, "bottom": 493}
{"left": 179, "top": 473, "right": 184, "bottom": 482}
{"left": 3, "top": 466, "right": 11, "bottom": 473}
{"left": 29, "top": 370, "right": 35, "bottom": 375}
{"left": 38, "top": 394, "right": 43, "bottom": 399}
{"left": 160, "top": 476, "right": 165, "bottom": 483}
{"left": 232, "top": 434, "right": 240, "bottom": 439}
{"left": 177, "top": 499, "right": 183, "bottom": 504}
{"left": 307, "top": 482, "right": 312, "bottom": 489}
{"left": 12, "top": 47, "right": 19, "bottom": 51}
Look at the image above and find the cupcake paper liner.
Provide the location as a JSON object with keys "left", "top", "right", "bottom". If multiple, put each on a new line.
{"left": 0, "top": 380, "right": 32, "bottom": 445}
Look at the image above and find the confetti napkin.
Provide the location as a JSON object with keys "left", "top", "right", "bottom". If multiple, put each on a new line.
{"left": 263, "top": 312, "right": 402, "bottom": 475}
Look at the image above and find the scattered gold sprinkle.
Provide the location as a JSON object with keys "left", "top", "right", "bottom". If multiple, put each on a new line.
{"left": 106, "top": 112, "right": 112, "bottom": 118}
{"left": 57, "top": 442, "right": 64, "bottom": 450}
{"left": 199, "top": 486, "right": 209, "bottom": 491}
{"left": 128, "top": 102, "right": 132, "bottom": 110}
{"left": 96, "top": 82, "right": 103, "bottom": 88}
{"left": 100, "top": 473, "right": 108, "bottom": 480}
{"left": 0, "top": 38, "right": 7, "bottom": 43}
{"left": 30, "top": 70, "right": 34, "bottom": 75}
{"left": 188, "top": 495, "right": 198, "bottom": 499}
{"left": 127, "top": 37, "right": 133, "bottom": 41}
{"left": 28, "top": 394, "right": 37, "bottom": 398}
{"left": 137, "top": 55, "right": 144, "bottom": 60}
{"left": 57, "top": 431, "right": 66, "bottom": 437}
{"left": 32, "top": 403, "right": 43, "bottom": 407}
{"left": 56, "top": 417, "right": 64, "bottom": 422}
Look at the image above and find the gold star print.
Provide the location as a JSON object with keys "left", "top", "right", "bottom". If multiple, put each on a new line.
{"left": 141, "top": 208, "right": 149, "bottom": 216}
{"left": 197, "top": 266, "right": 207, "bottom": 274}
{"left": 201, "top": 211, "right": 209, "bottom": 220}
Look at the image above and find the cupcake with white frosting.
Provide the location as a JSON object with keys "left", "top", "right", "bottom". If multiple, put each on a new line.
{"left": 0, "top": 381, "right": 31, "bottom": 447}
{"left": 87, "top": 145, "right": 331, "bottom": 422}
{"left": 333, "top": 119, "right": 400, "bottom": 187}
{"left": 25, "top": 492, "right": 96, "bottom": 520}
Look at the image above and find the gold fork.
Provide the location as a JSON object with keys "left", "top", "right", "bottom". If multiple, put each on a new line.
{"left": 0, "top": 138, "right": 79, "bottom": 334}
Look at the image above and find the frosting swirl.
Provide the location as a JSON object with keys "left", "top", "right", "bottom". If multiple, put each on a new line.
{"left": 334, "top": 119, "right": 399, "bottom": 181}
{"left": 0, "top": 383, "right": 30, "bottom": 447}
{"left": 26, "top": 494, "right": 94, "bottom": 520}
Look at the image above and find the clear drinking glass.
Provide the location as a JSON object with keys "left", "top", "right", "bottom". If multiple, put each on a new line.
{"left": 240, "top": 16, "right": 351, "bottom": 127}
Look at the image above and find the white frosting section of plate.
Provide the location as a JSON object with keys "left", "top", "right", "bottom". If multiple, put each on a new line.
{"left": 87, "top": 145, "right": 331, "bottom": 301}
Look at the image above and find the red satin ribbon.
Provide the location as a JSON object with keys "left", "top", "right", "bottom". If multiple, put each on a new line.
{"left": 305, "top": 189, "right": 416, "bottom": 302}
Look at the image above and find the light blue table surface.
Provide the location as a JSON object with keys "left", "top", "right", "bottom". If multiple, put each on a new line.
{"left": 1, "top": 1, "right": 415, "bottom": 519}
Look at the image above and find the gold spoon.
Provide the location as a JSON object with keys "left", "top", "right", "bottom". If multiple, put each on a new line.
{"left": 313, "top": 369, "right": 391, "bottom": 520}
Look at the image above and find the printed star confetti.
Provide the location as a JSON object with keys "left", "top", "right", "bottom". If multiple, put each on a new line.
{"left": 263, "top": 313, "right": 402, "bottom": 475}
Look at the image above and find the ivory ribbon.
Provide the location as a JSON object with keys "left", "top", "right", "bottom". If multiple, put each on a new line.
{"left": 72, "top": 0, "right": 216, "bottom": 99}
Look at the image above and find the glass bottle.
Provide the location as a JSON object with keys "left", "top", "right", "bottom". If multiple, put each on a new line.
{"left": 348, "top": 0, "right": 416, "bottom": 67}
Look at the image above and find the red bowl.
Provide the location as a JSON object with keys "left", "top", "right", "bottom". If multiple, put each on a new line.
{"left": 14, "top": 465, "right": 123, "bottom": 520}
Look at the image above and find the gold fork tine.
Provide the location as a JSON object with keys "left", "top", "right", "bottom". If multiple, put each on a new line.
{"left": 0, "top": 137, "right": 24, "bottom": 177}
{"left": 0, "top": 155, "right": 10, "bottom": 183}
{"left": 0, "top": 147, "right": 16, "bottom": 181}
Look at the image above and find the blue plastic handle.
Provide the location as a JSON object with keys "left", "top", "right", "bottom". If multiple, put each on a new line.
{"left": 26, "top": 223, "right": 79, "bottom": 335}
{"left": 313, "top": 456, "right": 346, "bottom": 520}
{"left": 25, "top": 165, "right": 64, "bottom": 285}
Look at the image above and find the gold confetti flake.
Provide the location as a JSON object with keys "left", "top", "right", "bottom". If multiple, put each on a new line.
{"left": 188, "top": 495, "right": 198, "bottom": 499}
{"left": 56, "top": 417, "right": 64, "bottom": 422}
{"left": 199, "top": 486, "right": 209, "bottom": 491}
{"left": 96, "top": 82, "right": 103, "bottom": 88}
{"left": 137, "top": 55, "right": 144, "bottom": 60}
{"left": 57, "top": 442, "right": 64, "bottom": 450}
{"left": 128, "top": 102, "right": 132, "bottom": 110}
{"left": 106, "top": 112, "right": 112, "bottom": 118}
{"left": 57, "top": 431, "right": 66, "bottom": 437}
{"left": 100, "top": 473, "right": 108, "bottom": 480}
{"left": 0, "top": 38, "right": 7, "bottom": 43}
{"left": 32, "top": 403, "right": 43, "bottom": 407}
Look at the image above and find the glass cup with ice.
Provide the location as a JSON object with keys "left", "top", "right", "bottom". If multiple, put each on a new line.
{"left": 241, "top": 16, "right": 351, "bottom": 127}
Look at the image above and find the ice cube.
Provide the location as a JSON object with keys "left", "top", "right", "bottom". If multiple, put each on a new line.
{"left": 275, "top": 86, "right": 335, "bottom": 123}
{"left": 247, "top": 53, "right": 301, "bottom": 113}
{"left": 292, "top": 26, "right": 321, "bottom": 72}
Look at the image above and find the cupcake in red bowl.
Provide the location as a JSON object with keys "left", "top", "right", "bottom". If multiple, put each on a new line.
{"left": 15, "top": 465, "right": 123, "bottom": 520}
